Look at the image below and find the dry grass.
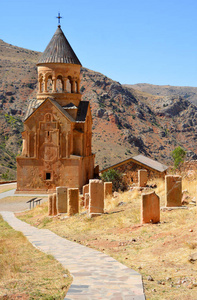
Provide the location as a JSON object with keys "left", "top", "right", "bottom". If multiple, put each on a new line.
{"left": 0, "top": 215, "right": 72, "bottom": 299}
{"left": 17, "top": 177, "right": 197, "bottom": 300}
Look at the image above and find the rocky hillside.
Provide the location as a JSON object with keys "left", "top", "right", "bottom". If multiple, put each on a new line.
{"left": 0, "top": 39, "right": 39, "bottom": 179}
{"left": 127, "top": 83, "right": 197, "bottom": 106}
{"left": 1, "top": 39, "right": 197, "bottom": 179}
{"left": 82, "top": 69, "right": 197, "bottom": 169}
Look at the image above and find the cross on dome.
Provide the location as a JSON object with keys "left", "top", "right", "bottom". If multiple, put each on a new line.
{"left": 56, "top": 12, "right": 62, "bottom": 26}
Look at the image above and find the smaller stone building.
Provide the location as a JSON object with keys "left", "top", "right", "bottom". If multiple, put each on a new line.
{"left": 100, "top": 154, "right": 168, "bottom": 185}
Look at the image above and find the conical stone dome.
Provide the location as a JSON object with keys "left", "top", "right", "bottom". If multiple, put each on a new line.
{"left": 38, "top": 26, "right": 81, "bottom": 65}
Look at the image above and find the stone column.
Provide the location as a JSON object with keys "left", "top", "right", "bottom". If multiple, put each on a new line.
{"left": 43, "top": 75, "right": 47, "bottom": 93}
{"left": 48, "top": 194, "right": 53, "bottom": 216}
{"left": 77, "top": 80, "right": 80, "bottom": 93}
{"left": 67, "top": 188, "right": 79, "bottom": 216}
{"left": 56, "top": 187, "right": 67, "bottom": 213}
{"left": 39, "top": 79, "right": 42, "bottom": 93}
{"left": 52, "top": 193, "right": 57, "bottom": 216}
{"left": 104, "top": 182, "right": 113, "bottom": 198}
{"left": 63, "top": 78, "right": 67, "bottom": 92}
{"left": 165, "top": 175, "right": 182, "bottom": 207}
{"left": 89, "top": 179, "right": 104, "bottom": 216}
{"left": 52, "top": 77, "right": 56, "bottom": 92}
{"left": 22, "top": 131, "right": 28, "bottom": 156}
{"left": 141, "top": 191, "right": 160, "bottom": 224}
{"left": 138, "top": 169, "right": 148, "bottom": 187}
{"left": 66, "top": 133, "right": 69, "bottom": 158}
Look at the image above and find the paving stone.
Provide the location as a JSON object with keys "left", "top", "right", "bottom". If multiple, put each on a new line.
{"left": 0, "top": 211, "right": 145, "bottom": 300}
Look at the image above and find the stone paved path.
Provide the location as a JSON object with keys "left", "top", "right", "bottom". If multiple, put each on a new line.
{"left": 0, "top": 188, "right": 48, "bottom": 212}
{"left": 1, "top": 211, "right": 145, "bottom": 300}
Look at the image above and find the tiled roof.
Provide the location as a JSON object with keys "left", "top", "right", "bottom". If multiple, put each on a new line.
{"left": 24, "top": 98, "right": 39, "bottom": 121}
{"left": 132, "top": 154, "right": 168, "bottom": 172}
{"left": 24, "top": 98, "right": 89, "bottom": 123}
{"left": 101, "top": 154, "right": 169, "bottom": 173}
{"left": 24, "top": 97, "right": 75, "bottom": 123}
{"left": 37, "top": 26, "right": 81, "bottom": 65}
{"left": 49, "top": 98, "right": 75, "bottom": 122}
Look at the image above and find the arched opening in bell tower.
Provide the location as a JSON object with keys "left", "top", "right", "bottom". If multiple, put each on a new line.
{"left": 47, "top": 74, "right": 53, "bottom": 92}
{"left": 56, "top": 75, "right": 64, "bottom": 92}
{"left": 66, "top": 77, "right": 72, "bottom": 93}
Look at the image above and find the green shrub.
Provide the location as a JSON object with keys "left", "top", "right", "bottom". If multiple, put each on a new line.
{"left": 26, "top": 83, "right": 34, "bottom": 89}
{"left": 171, "top": 146, "right": 186, "bottom": 169}
{"left": 80, "top": 86, "right": 85, "bottom": 93}
{"left": 101, "top": 169, "right": 126, "bottom": 191}
{"left": 1, "top": 170, "right": 14, "bottom": 180}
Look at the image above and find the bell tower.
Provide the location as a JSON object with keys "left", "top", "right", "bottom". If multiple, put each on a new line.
{"left": 37, "top": 25, "right": 81, "bottom": 107}
{"left": 16, "top": 24, "right": 95, "bottom": 193}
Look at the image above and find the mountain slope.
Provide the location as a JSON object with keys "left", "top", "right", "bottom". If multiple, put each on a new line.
{"left": 1, "top": 39, "right": 197, "bottom": 178}
{"left": 126, "top": 83, "right": 197, "bottom": 106}
{"left": 81, "top": 69, "right": 197, "bottom": 169}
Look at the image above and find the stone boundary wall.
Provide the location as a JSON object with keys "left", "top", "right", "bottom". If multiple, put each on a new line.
{"left": 0, "top": 180, "right": 17, "bottom": 185}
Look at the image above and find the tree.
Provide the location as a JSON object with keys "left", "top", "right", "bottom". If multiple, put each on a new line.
{"left": 171, "top": 146, "right": 186, "bottom": 169}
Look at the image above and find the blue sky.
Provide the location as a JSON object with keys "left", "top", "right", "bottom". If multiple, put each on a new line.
{"left": 1, "top": 0, "right": 197, "bottom": 86}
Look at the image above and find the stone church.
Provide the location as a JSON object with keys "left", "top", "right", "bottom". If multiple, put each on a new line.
{"left": 16, "top": 25, "right": 95, "bottom": 193}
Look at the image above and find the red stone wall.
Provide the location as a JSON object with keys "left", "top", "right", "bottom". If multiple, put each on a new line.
{"left": 16, "top": 99, "right": 95, "bottom": 193}
{"left": 107, "top": 161, "right": 166, "bottom": 186}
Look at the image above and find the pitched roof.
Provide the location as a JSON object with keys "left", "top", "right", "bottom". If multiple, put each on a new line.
{"left": 24, "top": 97, "right": 75, "bottom": 123}
{"left": 49, "top": 98, "right": 75, "bottom": 122}
{"left": 132, "top": 154, "right": 168, "bottom": 172}
{"left": 37, "top": 26, "right": 81, "bottom": 65}
{"left": 24, "top": 98, "right": 39, "bottom": 121}
{"left": 101, "top": 154, "right": 168, "bottom": 173}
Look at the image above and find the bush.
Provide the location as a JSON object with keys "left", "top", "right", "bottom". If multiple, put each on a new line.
{"left": 1, "top": 170, "right": 14, "bottom": 180}
{"left": 80, "top": 86, "right": 85, "bottom": 93}
{"left": 171, "top": 146, "right": 186, "bottom": 169}
{"left": 26, "top": 83, "right": 34, "bottom": 89}
{"left": 101, "top": 169, "right": 126, "bottom": 191}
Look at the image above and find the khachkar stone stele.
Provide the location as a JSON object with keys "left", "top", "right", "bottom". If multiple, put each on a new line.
{"left": 16, "top": 24, "right": 95, "bottom": 194}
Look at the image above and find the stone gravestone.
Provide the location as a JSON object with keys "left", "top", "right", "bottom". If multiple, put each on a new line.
{"left": 89, "top": 179, "right": 104, "bottom": 217}
{"left": 85, "top": 193, "right": 89, "bottom": 208}
{"left": 56, "top": 186, "right": 67, "bottom": 213}
{"left": 165, "top": 175, "right": 182, "bottom": 207}
{"left": 67, "top": 188, "right": 79, "bottom": 216}
{"left": 48, "top": 194, "right": 53, "bottom": 216}
{"left": 52, "top": 193, "right": 57, "bottom": 216}
{"left": 104, "top": 182, "right": 113, "bottom": 198}
{"left": 83, "top": 184, "right": 89, "bottom": 197}
{"left": 138, "top": 169, "right": 148, "bottom": 187}
{"left": 141, "top": 191, "right": 160, "bottom": 224}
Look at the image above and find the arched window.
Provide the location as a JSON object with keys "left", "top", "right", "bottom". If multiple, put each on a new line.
{"left": 66, "top": 77, "right": 72, "bottom": 93}
{"left": 56, "top": 75, "right": 64, "bottom": 92}
{"left": 47, "top": 75, "right": 53, "bottom": 92}
{"left": 44, "top": 113, "right": 52, "bottom": 122}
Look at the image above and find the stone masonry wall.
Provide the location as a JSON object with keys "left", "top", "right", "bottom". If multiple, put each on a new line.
{"left": 108, "top": 161, "right": 166, "bottom": 186}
